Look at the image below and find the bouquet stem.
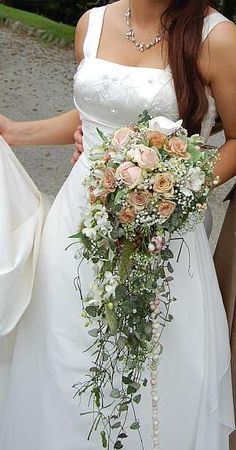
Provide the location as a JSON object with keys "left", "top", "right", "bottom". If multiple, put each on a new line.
{"left": 151, "top": 297, "right": 161, "bottom": 449}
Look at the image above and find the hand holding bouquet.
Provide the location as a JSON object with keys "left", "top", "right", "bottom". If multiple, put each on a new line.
{"left": 71, "top": 113, "right": 219, "bottom": 450}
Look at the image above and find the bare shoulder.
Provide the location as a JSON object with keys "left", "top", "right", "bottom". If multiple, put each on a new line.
{"left": 74, "top": 1, "right": 124, "bottom": 62}
{"left": 75, "top": 10, "right": 90, "bottom": 63}
{"left": 208, "top": 18, "right": 236, "bottom": 54}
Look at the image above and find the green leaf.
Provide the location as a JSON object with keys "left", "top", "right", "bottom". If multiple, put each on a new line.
{"left": 166, "top": 276, "right": 174, "bottom": 282}
{"left": 164, "top": 248, "right": 174, "bottom": 259}
{"left": 105, "top": 305, "right": 118, "bottom": 334}
{"left": 117, "top": 336, "right": 128, "bottom": 350}
{"left": 130, "top": 421, "right": 140, "bottom": 430}
{"left": 101, "top": 431, "right": 108, "bottom": 448}
{"left": 127, "top": 385, "right": 137, "bottom": 394}
{"left": 119, "top": 403, "right": 128, "bottom": 412}
{"left": 114, "top": 441, "right": 123, "bottom": 449}
{"left": 96, "top": 127, "right": 107, "bottom": 142}
{"left": 112, "top": 421, "right": 122, "bottom": 429}
{"left": 85, "top": 306, "right": 98, "bottom": 317}
{"left": 110, "top": 388, "right": 121, "bottom": 399}
{"left": 133, "top": 394, "right": 141, "bottom": 404}
{"left": 114, "top": 189, "right": 125, "bottom": 205}
{"left": 115, "top": 285, "right": 128, "bottom": 301}
{"left": 118, "top": 432, "right": 128, "bottom": 439}
{"left": 122, "top": 375, "right": 132, "bottom": 385}
{"left": 88, "top": 329, "right": 99, "bottom": 338}
{"left": 167, "top": 262, "right": 174, "bottom": 273}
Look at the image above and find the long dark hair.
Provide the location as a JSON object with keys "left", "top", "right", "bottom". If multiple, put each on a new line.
{"left": 161, "top": 0, "right": 217, "bottom": 134}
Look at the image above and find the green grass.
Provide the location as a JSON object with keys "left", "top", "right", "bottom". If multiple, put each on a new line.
{"left": 0, "top": 4, "right": 75, "bottom": 44}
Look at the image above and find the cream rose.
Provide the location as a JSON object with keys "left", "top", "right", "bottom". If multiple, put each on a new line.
{"left": 119, "top": 207, "right": 136, "bottom": 224}
{"left": 113, "top": 127, "right": 134, "bottom": 147}
{"left": 167, "top": 137, "right": 190, "bottom": 159}
{"left": 127, "top": 190, "right": 151, "bottom": 211}
{"left": 158, "top": 200, "right": 176, "bottom": 217}
{"left": 116, "top": 162, "right": 143, "bottom": 188}
{"left": 153, "top": 173, "right": 174, "bottom": 198}
{"left": 133, "top": 144, "right": 160, "bottom": 171}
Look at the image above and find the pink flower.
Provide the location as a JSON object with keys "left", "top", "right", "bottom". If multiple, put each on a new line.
{"left": 127, "top": 190, "right": 151, "bottom": 211}
{"left": 119, "top": 207, "right": 136, "bottom": 224}
{"left": 102, "top": 168, "right": 116, "bottom": 192}
{"left": 166, "top": 137, "right": 190, "bottom": 159}
{"left": 158, "top": 200, "right": 176, "bottom": 218}
{"left": 113, "top": 127, "right": 134, "bottom": 147}
{"left": 116, "top": 162, "right": 143, "bottom": 188}
{"left": 133, "top": 144, "right": 160, "bottom": 171}
{"left": 153, "top": 173, "right": 174, "bottom": 198}
{"left": 148, "top": 236, "right": 166, "bottom": 254}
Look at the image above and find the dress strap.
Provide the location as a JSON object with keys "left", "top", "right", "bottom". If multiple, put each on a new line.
{"left": 202, "top": 12, "right": 230, "bottom": 42}
{"left": 83, "top": 6, "right": 108, "bottom": 58}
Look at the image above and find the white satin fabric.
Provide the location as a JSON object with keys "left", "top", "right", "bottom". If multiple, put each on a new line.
{"left": 0, "top": 7, "right": 234, "bottom": 450}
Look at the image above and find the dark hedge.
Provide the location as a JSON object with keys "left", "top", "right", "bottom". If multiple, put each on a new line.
{"left": 1, "top": 0, "right": 235, "bottom": 25}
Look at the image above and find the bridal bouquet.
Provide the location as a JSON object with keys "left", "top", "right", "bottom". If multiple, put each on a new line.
{"left": 71, "top": 113, "right": 219, "bottom": 450}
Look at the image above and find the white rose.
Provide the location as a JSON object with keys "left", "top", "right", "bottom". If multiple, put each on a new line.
{"left": 187, "top": 167, "right": 205, "bottom": 192}
{"left": 148, "top": 116, "right": 183, "bottom": 135}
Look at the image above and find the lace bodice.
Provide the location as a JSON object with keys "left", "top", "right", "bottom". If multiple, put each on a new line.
{"left": 74, "top": 6, "right": 229, "bottom": 158}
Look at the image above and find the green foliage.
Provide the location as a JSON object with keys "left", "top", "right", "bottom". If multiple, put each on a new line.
{"left": 1, "top": 0, "right": 111, "bottom": 25}
{"left": 0, "top": 4, "right": 75, "bottom": 43}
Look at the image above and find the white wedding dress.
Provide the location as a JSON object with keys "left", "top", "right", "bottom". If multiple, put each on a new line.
{"left": 0, "top": 7, "right": 235, "bottom": 450}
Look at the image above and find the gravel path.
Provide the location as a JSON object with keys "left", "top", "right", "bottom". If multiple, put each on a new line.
{"left": 0, "top": 25, "right": 235, "bottom": 250}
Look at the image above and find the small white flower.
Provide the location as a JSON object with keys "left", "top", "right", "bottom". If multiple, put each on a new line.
{"left": 180, "top": 186, "right": 193, "bottom": 197}
{"left": 187, "top": 167, "right": 205, "bottom": 192}
{"left": 82, "top": 227, "right": 97, "bottom": 239}
{"left": 148, "top": 116, "right": 183, "bottom": 135}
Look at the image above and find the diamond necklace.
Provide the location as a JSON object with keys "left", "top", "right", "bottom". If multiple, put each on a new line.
{"left": 124, "top": 4, "right": 165, "bottom": 52}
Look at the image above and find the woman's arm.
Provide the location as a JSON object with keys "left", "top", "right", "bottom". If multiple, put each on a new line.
{"left": 207, "top": 21, "right": 236, "bottom": 185}
{"left": 0, "top": 110, "right": 81, "bottom": 147}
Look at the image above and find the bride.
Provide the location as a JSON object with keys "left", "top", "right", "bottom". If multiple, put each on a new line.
{"left": 0, "top": 0, "right": 236, "bottom": 448}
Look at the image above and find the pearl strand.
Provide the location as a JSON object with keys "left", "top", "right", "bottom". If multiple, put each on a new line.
{"left": 150, "top": 298, "right": 161, "bottom": 450}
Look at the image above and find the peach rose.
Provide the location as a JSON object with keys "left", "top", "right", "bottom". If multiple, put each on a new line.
{"left": 113, "top": 127, "right": 134, "bottom": 147}
{"left": 147, "top": 131, "right": 167, "bottom": 149}
{"left": 103, "top": 153, "right": 110, "bottom": 162}
{"left": 158, "top": 200, "right": 176, "bottom": 217}
{"left": 116, "top": 162, "right": 143, "bottom": 188}
{"left": 102, "top": 168, "right": 116, "bottom": 192}
{"left": 119, "top": 207, "right": 136, "bottom": 224}
{"left": 133, "top": 144, "right": 160, "bottom": 171}
{"left": 89, "top": 191, "right": 96, "bottom": 205}
{"left": 127, "top": 190, "right": 151, "bottom": 211}
{"left": 90, "top": 190, "right": 108, "bottom": 205}
{"left": 166, "top": 137, "right": 190, "bottom": 159}
{"left": 153, "top": 173, "right": 174, "bottom": 198}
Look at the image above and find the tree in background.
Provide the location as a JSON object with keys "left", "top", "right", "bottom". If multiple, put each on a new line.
{"left": 1, "top": 0, "right": 235, "bottom": 25}
{"left": 223, "top": 0, "right": 235, "bottom": 20}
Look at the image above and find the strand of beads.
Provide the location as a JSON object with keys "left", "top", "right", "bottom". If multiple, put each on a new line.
{"left": 150, "top": 297, "right": 161, "bottom": 450}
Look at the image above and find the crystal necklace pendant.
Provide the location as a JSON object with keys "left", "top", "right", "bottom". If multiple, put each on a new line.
{"left": 124, "top": 7, "right": 164, "bottom": 53}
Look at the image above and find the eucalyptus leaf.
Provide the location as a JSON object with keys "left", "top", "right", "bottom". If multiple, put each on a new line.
{"left": 112, "top": 421, "right": 122, "bottom": 429}
{"left": 119, "top": 403, "right": 128, "bottom": 412}
{"left": 133, "top": 394, "right": 141, "bottom": 404}
{"left": 110, "top": 388, "right": 121, "bottom": 399}
{"left": 88, "top": 329, "right": 99, "bottom": 338}
{"left": 118, "top": 432, "right": 128, "bottom": 439}
{"left": 100, "top": 431, "right": 108, "bottom": 448}
{"left": 114, "top": 441, "right": 123, "bottom": 449}
{"left": 130, "top": 421, "right": 140, "bottom": 430}
{"left": 96, "top": 127, "right": 107, "bottom": 142}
